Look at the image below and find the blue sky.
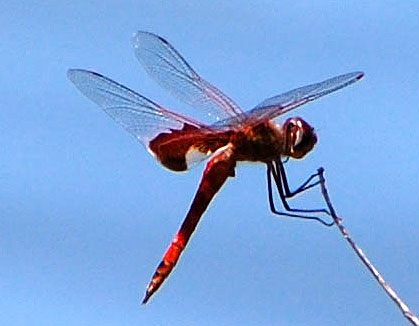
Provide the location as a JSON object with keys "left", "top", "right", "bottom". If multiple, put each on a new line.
{"left": 1, "top": 1, "right": 418, "bottom": 325}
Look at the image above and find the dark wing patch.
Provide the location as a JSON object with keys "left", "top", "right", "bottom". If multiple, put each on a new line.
{"left": 149, "top": 123, "right": 233, "bottom": 171}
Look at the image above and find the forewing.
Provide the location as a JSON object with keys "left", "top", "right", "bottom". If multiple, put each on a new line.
{"left": 132, "top": 31, "right": 244, "bottom": 122}
{"left": 67, "top": 69, "right": 212, "bottom": 164}
{"left": 244, "top": 71, "right": 364, "bottom": 124}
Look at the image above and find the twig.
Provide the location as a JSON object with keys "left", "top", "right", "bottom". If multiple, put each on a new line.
{"left": 317, "top": 167, "right": 419, "bottom": 326}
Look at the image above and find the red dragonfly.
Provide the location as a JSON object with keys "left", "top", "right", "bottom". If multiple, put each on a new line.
{"left": 68, "top": 31, "right": 363, "bottom": 304}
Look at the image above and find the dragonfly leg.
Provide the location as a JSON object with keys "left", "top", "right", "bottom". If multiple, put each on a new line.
{"left": 275, "top": 160, "right": 321, "bottom": 198}
{"left": 142, "top": 144, "right": 236, "bottom": 304}
{"left": 266, "top": 162, "right": 333, "bottom": 226}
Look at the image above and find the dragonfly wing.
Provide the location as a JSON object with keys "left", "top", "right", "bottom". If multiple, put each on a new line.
{"left": 132, "top": 31, "right": 244, "bottom": 122}
{"left": 245, "top": 71, "right": 364, "bottom": 124}
{"left": 68, "top": 69, "right": 215, "bottom": 170}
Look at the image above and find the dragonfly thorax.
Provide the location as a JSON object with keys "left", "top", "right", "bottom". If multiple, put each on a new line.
{"left": 232, "top": 118, "right": 317, "bottom": 163}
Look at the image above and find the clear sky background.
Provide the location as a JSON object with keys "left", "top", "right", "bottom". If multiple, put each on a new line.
{"left": 1, "top": 1, "right": 418, "bottom": 325}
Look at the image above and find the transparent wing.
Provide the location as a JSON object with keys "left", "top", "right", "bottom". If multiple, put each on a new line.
{"left": 67, "top": 69, "right": 208, "bottom": 147}
{"left": 241, "top": 71, "right": 364, "bottom": 125}
{"left": 132, "top": 31, "right": 244, "bottom": 122}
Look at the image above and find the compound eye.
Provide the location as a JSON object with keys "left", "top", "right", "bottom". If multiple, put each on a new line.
{"left": 294, "top": 129, "right": 303, "bottom": 147}
{"left": 285, "top": 117, "right": 316, "bottom": 159}
{"left": 291, "top": 119, "right": 304, "bottom": 147}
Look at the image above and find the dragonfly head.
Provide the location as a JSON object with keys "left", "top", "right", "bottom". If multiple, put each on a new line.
{"left": 283, "top": 117, "right": 317, "bottom": 159}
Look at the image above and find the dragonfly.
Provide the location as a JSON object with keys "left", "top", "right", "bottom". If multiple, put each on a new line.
{"left": 68, "top": 31, "right": 364, "bottom": 304}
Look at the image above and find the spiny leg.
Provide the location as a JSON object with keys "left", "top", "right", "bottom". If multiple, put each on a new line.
{"left": 266, "top": 162, "right": 333, "bottom": 226}
{"left": 267, "top": 163, "right": 332, "bottom": 225}
{"left": 142, "top": 145, "right": 236, "bottom": 304}
{"left": 275, "top": 160, "right": 321, "bottom": 197}
{"left": 273, "top": 160, "right": 330, "bottom": 215}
